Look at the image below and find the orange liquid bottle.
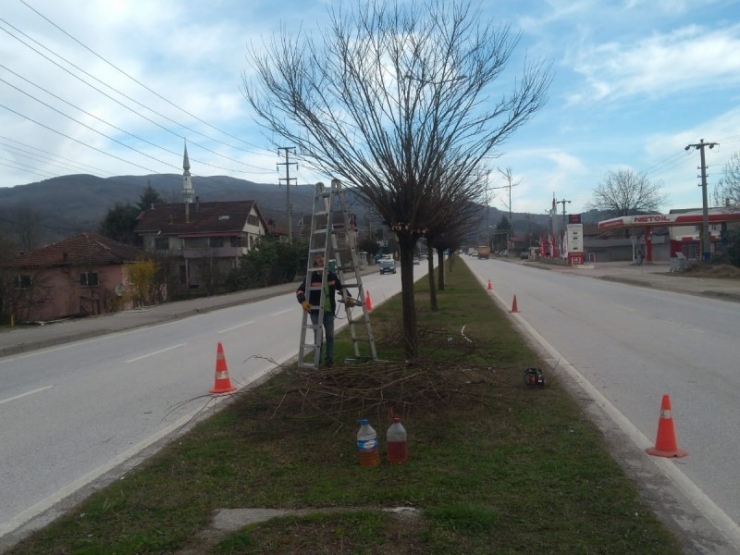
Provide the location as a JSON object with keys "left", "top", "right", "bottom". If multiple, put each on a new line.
{"left": 357, "top": 419, "right": 380, "bottom": 467}
{"left": 386, "top": 417, "right": 407, "bottom": 464}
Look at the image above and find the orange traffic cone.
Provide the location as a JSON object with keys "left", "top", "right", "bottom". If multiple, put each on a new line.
{"left": 365, "top": 290, "right": 373, "bottom": 311}
{"left": 209, "top": 342, "right": 237, "bottom": 395}
{"left": 510, "top": 295, "right": 519, "bottom": 313}
{"left": 487, "top": 279, "right": 492, "bottom": 290}
{"left": 646, "top": 394, "right": 687, "bottom": 458}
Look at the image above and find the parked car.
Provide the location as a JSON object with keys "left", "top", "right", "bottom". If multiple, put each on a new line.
{"left": 413, "top": 257, "right": 420, "bottom": 265}
{"left": 380, "top": 259, "right": 397, "bottom": 274}
{"left": 520, "top": 251, "right": 529, "bottom": 259}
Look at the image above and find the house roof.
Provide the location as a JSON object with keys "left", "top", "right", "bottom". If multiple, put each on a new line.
{"left": 135, "top": 201, "right": 266, "bottom": 235}
{"left": 4, "top": 233, "right": 147, "bottom": 268}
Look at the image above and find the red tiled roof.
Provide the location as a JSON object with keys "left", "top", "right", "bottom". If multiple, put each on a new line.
{"left": 4, "top": 233, "right": 147, "bottom": 268}
{"left": 135, "top": 201, "right": 264, "bottom": 235}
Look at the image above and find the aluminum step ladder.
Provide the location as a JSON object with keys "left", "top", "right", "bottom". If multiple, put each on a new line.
{"left": 297, "top": 179, "right": 378, "bottom": 370}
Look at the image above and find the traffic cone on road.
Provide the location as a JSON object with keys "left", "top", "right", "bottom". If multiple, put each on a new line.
{"left": 510, "top": 295, "right": 519, "bottom": 313}
{"left": 365, "top": 290, "right": 373, "bottom": 311}
{"left": 487, "top": 279, "right": 492, "bottom": 290}
{"left": 209, "top": 342, "right": 237, "bottom": 395}
{"left": 646, "top": 394, "right": 687, "bottom": 458}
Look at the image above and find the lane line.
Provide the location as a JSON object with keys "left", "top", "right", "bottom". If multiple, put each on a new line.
{"left": 125, "top": 343, "right": 186, "bottom": 363}
{"left": 269, "top": 309, "right": 292, "bottom": 317}
{"left": 218, "top": 320, "right": 255, "bottom": 334}
{"left": 0, "top": 386, "right": 52, "bottom": 407}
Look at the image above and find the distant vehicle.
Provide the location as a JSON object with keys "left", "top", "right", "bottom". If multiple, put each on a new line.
{"left": 520, "top": 250, "right": 529, "bottom": 259}
{"left": 380, "top": 259, "right": 397, "bottom": 274}
{"left": 477, "top": 246, "right": 490, "bottom": 259}
{"left": 413, "top": 257, "right": 420, "bottom": 265}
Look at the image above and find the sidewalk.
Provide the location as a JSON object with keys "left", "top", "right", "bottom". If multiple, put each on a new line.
{"left": 533, "top": 259, "right": 740, "bottom": 301}
{"left": 2, "top": 260, "right": 739, "bottom": 360}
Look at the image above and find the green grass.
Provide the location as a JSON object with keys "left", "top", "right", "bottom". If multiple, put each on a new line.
{"left": 6, "top": 261, "right": 683, "bottom": 554}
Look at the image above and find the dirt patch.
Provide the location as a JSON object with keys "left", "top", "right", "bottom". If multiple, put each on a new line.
{"left": 677, "top": 263, "right": 740, "bottom": 279}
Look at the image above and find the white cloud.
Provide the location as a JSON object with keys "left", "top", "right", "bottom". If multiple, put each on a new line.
{"left": 569, "top": 24, "right": 740, "bottom": 103}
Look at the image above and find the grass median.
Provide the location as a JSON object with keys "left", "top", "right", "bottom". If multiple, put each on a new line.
{"left": 8, "top": 260, "right": 682, "bottom": 554}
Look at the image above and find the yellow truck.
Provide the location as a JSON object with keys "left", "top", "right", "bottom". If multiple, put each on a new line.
{"left": 477, "top": 245, "right": 491, "bottom": 259}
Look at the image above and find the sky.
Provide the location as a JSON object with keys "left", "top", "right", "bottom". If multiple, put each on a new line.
{"left": 1, "top": 0, "right": 740, "bottom": 219}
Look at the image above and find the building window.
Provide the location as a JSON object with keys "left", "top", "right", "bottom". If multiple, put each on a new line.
{"left": 13, "top": 275, "right": 31, "bottom": 289}
{"left": 210, "top": 237, "right": 224, "bottom": 248}
{"left": 247, "top": 214, "right": 259, "bottom": 227}
{"left": 230, "top": 236, "right": 241, "bottom": 248}
{"left": 155, "top": 237, "right": 169, "bottom": 250}
{"left": 80, "top": 272, "right": 99, "bottom": 286}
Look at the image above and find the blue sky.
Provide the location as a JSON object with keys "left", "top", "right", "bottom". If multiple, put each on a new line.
{"left": 1, "top": 0, "right": 739, "bottom": 217}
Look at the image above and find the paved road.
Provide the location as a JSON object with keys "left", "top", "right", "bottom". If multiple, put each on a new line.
{"left": 2, "top": 259, "right": 738, "bottom": 359}
{"left": 467, "top": 256, "right": 740, "bottom": 554}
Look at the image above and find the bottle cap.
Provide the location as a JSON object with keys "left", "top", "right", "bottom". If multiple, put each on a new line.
{"left": 393, "top": 417, "right": 400, "bottom": 423}
{"left": 359, "top": 418, "right": 369, "bottom": 425}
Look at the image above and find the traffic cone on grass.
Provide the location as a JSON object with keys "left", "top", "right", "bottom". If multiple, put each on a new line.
{"left": 510, "top": 295, "right": 519, "bottom": 313}
{"left": 646, "top": 394, "right": 687, "bottom": 458}
{"left": 365, "top": 290, "right": 373, "bottom": 311}
{"left": 209, "top": 342, "right": 237, "bottom": 395}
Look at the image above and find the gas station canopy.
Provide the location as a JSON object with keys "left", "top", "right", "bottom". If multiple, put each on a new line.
{"left": 598, "top": 211, "right": 740, "bottom": 231}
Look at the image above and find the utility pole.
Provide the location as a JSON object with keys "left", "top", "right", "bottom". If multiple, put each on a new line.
{"left": 685, "top": 139, "right": 718, "bottom": 261}
{"left": 493, "top": 166, "right": 521, "bottom": 220}
{"left": 556, "top": 198, "right": 571, "bottom": 232}
{"left": 277, "top": 146, "right": 297, "bottom": 243}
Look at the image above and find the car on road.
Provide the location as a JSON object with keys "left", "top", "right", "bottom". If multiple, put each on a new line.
{"left": 380, "top": 259, "right": 397, "bottom": 274}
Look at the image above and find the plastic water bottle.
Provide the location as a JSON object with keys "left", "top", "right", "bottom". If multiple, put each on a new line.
{"left": 386, "top": 417, "right": 407, "bottom": 464}
{"left": 357, "top": 419, "right": 380, "bottom": 467}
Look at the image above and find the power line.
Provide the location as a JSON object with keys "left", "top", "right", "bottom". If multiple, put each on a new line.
{"left": 0, "top": 17, "right": 274, "bottom": 172}
{"left": 18, "top": 0, "right": 266, "bottom": 152}
{"left": 0, "top": 65, "right": 266, "bottom": 175}
{"left": 0, "top": 101, "right": 161, "bottom": 173}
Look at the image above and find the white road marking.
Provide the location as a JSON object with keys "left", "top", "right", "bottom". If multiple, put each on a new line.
{"left": 270, "top": 309, "right": 292, "bottom": 317}
{"left": 125, "top": 343, "right": 186, "bottom": 363}
{"left": 0, "top": 386, "right": 52, "bottom": 406}
{"left": 218, "top": 320, "right": 256, "bottom": 334}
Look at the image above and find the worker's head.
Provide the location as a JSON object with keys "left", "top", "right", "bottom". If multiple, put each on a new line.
{"left": 313, "top": 254, "right": 324, "bottom": 267}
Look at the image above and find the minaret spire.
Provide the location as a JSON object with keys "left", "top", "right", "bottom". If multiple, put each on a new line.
{"left": 183, "top": 140, "right": 194, "bottom": 222}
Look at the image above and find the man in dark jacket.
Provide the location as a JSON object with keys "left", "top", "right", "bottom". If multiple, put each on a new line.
{"left": 296, "top": 254, "right": 353, "bottom": 367}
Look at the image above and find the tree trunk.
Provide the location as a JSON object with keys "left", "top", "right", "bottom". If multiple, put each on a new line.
{"left": 436, "top": 248, "right": 445, "bottom": 291}
{"left": 398, "top": 233, "right": 418, "bottom": 361}
{"left": 427, "top": 245, "right": 437, "bottom": 311}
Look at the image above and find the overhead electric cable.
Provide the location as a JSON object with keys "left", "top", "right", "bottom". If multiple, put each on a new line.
{"left": 1, "top": 77, "right": 180, "bottom": 171}
{"left": 18, "top": 0, "right": 265, "bottom": 151}
{"left": 0, "top": 135, "right": 116, "bottom": 175}
{"left": 0, "top": 101, "right": 160, "bottom": 173}
{"left": 0, "top": 18, "right": 273, "bottom": 171}
{"left": 0, "top": 64, "right": 266, "bottom": 175}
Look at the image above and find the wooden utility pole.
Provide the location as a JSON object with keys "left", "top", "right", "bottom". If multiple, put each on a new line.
{"left": 685, "top": 139, "right": 718, "bottom": 261}
{"left": 277, "top": 146, "right": 297, "bottom": 243}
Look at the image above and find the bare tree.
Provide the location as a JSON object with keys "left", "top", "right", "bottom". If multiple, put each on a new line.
{"left": 244, "top": 0, "right": 551, "bottom": 359}
{"left": 714, "top": 151, "right": 740, "bottom": 209}
{"left": 588, "top": 169, "right": 667, "bottom": 217}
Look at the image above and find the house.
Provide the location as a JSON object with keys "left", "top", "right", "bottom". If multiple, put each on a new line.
{"left": 2, "top": 233, "right": 147, "bottom": 323}
{"left": 134, "top": 200, "right": 269, "bottom": 292}
{"left": 132, "top": 143, "right": 270, "bottom": 293}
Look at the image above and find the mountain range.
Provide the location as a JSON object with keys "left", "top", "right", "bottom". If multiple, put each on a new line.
{"left": 0, "top": 173, "right": 591, "bottom": 248}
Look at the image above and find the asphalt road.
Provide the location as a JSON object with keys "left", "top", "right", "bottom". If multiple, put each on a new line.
{"left": 0, "top": 262, "right": 426, "bottom": 550}
{"left": 2, "top": 257, "right": 740, "bottom": 552}
{"left": 465, "top": 256, "right": 740, "bottom": 554}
